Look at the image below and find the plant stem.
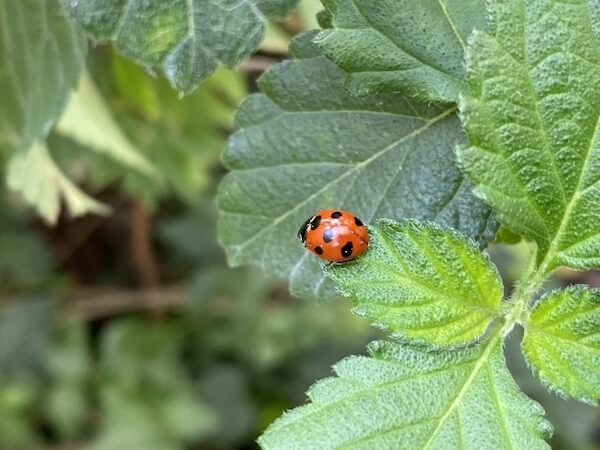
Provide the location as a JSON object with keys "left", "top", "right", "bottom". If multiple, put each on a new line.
{"left": 501, "top": 243, "right": 549, "bottom": 335}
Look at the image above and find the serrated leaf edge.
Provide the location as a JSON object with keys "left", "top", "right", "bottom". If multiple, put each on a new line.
{"left": 522, "top": 285, "right": 600, "bottom": 406}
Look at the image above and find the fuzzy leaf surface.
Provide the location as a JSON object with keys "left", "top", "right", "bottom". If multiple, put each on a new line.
{"left": 259, "top": 337, "right": 551, "bottom": 449}
{"left": 217, "top": 35, "right": 496, "bottom": 299}
{"left": 328, "top": 219, "right": 503, "bottom": 347}
{"left": 314, "top": 0, "right": 488, "bottom": 102}
{"left": 65, "top": 0, "right": 298, "bottom": 94}
{"left": 522, "top": 286, "right": 600, "bottom": 405}
{"left": 0, "top": 0, "right": 85, "bottom": 153}
{"left": 459, "top": 0, "right": 600, "bottom": 271}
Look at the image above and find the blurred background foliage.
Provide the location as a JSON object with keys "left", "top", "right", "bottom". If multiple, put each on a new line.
{"left": 0, "top": 2, "right": 598, "bottom": 449}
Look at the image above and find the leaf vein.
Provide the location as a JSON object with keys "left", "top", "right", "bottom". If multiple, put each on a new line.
{"left": 228, "top": 107, "right": 456, "bottom": 256}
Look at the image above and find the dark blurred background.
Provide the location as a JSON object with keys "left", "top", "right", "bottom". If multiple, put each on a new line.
{"left": 0, "top": 3, "right": 598, "bottom": 449}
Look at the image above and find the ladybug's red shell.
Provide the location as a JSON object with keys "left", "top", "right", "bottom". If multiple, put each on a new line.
{"left": 298, "top": 209, "right": 369, "bottom": 263}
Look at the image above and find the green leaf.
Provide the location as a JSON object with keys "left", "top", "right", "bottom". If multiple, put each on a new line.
{"left": 46, "top": 386, "right": 88, "bottom": 439}
{"left": 261, "top": 22, "right": 291, "bottom": 54}
{"left": 65, "top": 0, "right": 299, "bottom": 94}
{"left": 46, "top": 323, "right": 90, "bottom": 438}
{"left": 56, "top": 71, "right": 156, "bottom": 175}
{"left": 7, "top": 143, "right": 108, "bottom": 224}
{"left": 0, "top": 200, "right": 54, "bottom": 290}
{"left": 259, "top": 336, "right": 552, "bottom": 449}
{"left": 313, "top": 0, "right": 488, "bottom": 102}
{"left": 0, "top": 0, "right": 85, "bottom": 153}
{"left": 328, "top": 219, "right": 503, "bottom": 347}
{"left": 160, "top": 393, "right": 218, "bottom": 442}
{"left": 522, "top": 286, "right": 600, "bottom": 405}
{"left": 218, "top": 35, "right": 496, "bottom": 299}
{"left": 0, "top": 381, "right": 40, "bottom": 448}
{"left": 50, "top": 53, "right": 246, "bottom": 207}
{"left": 94, "top": 318, "right": 217, "bottom": 449}
{"left": 459, "top": 0, "right": 600, "bottom": 272}
{"left": 0, "top": 299, "right": 54, "bottom": 377}
{"left": 197, "top": 365, "right": 257, "bottom": 445}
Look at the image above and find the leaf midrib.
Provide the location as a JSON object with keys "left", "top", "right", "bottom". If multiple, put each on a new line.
{"left": 437, "top": 0, "right": 466, "bottom": 48}
{"left": 539, "top": 113, "right": 600, "bottom": 272}
{"left": 368, "top": 235, "right": 498, "bottom": 316}
{"left": 421, "top": 331, "right": 502, "bottom": 449}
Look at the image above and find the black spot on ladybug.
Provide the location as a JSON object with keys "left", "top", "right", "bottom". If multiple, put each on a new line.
{"left": 310, "top": 215, "right": 321, "bottom": 230}
{"left": 354, "top": 216, "right": 364, "bottom": 226}
{"left": 322, "top": 229, "right": 334, "bottom": 243}
{"left": 331, "top": 211, "right": 342, "bottom": 219}
{"left": 341, "top": 241, "right": 353, "bottom": 258}
{"left": 315, "top": 246, "right": 324, "bottom": 255}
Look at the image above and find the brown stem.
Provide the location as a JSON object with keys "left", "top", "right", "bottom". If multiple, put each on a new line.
{"left": 129, "top": 201, "right": 160, "bottom": 288}
{"left": 65, "top": 286, "right": 185, "bottom": 321}
{"left": 239, "top": 56, "right": 278, "bottom": 73}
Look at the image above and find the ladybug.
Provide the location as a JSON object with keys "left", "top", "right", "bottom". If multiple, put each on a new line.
{"left": 297, "top": 209, "right": 369, "bottom": 263}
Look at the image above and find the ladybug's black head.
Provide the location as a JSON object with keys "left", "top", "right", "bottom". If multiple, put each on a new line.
{"left": 297, "top": 217, "right": 311, "bottom": 243}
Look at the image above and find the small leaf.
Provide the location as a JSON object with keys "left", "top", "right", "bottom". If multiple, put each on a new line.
{"left": 56, "top": 71, "right": 156, "bottom": 175}
{"left": 328, "top": 219, "right": 503, "bottom": 347}
{"left": 7, "top": 143, "right": 108, "bottom": 225}
{"left": 459, "top": 0, "right": 600, "bottom": 272}
{"left": 0, "top": 0, "right": 85, "bottom": 153}
{"left": 218, "top": 34, "right": 496, "bottom": 299}
{"left": 65, "top": 0, "right": 299, "bottom": 94}
{"left": 259, "top": 336, "right": 552, "bottom": 449}
{"left": 522, "top": 286, "right": 600, "bottom": 405}
{"left": 313, "top": 0, "right": 488, "bottom": 102}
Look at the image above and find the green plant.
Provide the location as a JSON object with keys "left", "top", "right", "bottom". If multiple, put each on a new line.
{"left": 217, "top": 0, "right": 600, "bottom": 448}
{"left": 0, "top": 0, "right": 248, "bottom": 222}
{"left": 1, "top": 0, "right": 598, "bottom": 448}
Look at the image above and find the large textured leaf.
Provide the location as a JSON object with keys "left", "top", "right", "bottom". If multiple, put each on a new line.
{"left": 522, "top": 286, "right": 600, "bottom": 405}
{"left": 259, "top": 336, "right": 552, "bottom": 449}
{"left": 7, "top": 143, "right": 108, "bottom": 224}
{"left": 459, "top": 0, "right": 600, "bottom": 272}
{"left": 218, "top": 35, "right": 496, "bottom": 299}
{"left": 65, "top": 0, "right": 298, "bottom": 94}
{"left": 328, "top": 219, "right": 503, "bottom": 347}
{"left": 0, "top": 0, "right": 85, "bottom": 153}
{"left": 313, "top": 0, "right": 488, "bottom": 102}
